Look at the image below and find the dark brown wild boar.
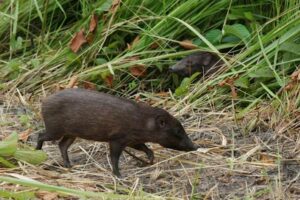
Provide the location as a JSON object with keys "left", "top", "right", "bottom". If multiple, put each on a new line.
{"left": 169, "top": 52, "right": 224, "bottom": 77}
{"left": 36, "top": 88, "right": 197, "bottom": 177}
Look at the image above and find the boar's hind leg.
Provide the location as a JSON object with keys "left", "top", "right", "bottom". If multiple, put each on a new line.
{"left": 36, "top": 131, "right": 61, "bottom": 150}
{"left": 109, "top": 141, "right": 125, "bottom": 177}
{"left": 130, "top": 144, "right": 154, "bottom": 165}
{"left": 59, "top": 136, "right": 76, "bottom": 168}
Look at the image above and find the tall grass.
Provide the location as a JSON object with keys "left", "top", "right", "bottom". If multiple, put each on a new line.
{"left": 0, "top": 0, "right": 299, "bottom": 112}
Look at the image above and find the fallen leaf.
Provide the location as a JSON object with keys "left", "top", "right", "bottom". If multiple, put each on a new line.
{"left": 217, "top": 175, "right": 231, "bottom": 183}
{"left": 259, "top": 154, "right": 275, "bottom": 164}
{"left": 35, "top": 191, "right": 58, "bottom": 200}
{"left": 104, "top": 75, "right": 114, "bottom": 87}
{"left": 110, "top": 0, "right": 121, "bottom": 14}
{"left": 219, "top": 78, "right": 237, "bottom": 98}
{"left": 291, "top": 69, "right": 300, "bottom": 81}
{"left": 86, "top": 32, "right": 95, "bottom": 44}
{"left": 219, "top": 78, "right": 234, "bottom": 87}
{"left": 134, "top": 95, "right": 140, "bottom": 102}
{"left": 255, "top": 176, "right": 268, "bottom": 185}
{"left": 66, "top": 76, "right": 78, "bottom": 88}
{"left": 82, "top": 81, "right": 96, "bottom": 90}
{"left": 19, "top": 128, "right": 32, "bottom": 142}
{"left": 125, "top": 56, "right": 139, "bottom": 62}
{"left": 284, "top": 81, "right": 295, "bottom": 91}
{"left": 156, "top": 92, "right": 169, "bottom": 97}
{"left": 130, "top": 65, "right": 147, "bottom": 77}
{"left": 150, "top": 42, "right": 159, "bottom": 49}
{"left": 127, "top": 36, "right": 140, "bottom": 50}
{"left": 147, "top": 99, "right": 157, "bottom": 105}
{"left": 55, "top": 84, "right": 65, "bottom": 91}
{"left": 207, "top": 85, "right": 214, "bottom": 90}
{"left": 230, "top": 85, "right": 237, "bottom": 99}
{"left": 179, "top": 39, "right": 197, "bottom": 49}
{"left": 127, "top": 38, "right": 140, "bottom": 50}
{"left": 89, "top": 14, "right": 98, "bottom": 32}
{"left": 70, "top": 29, "right": 87, "bottom": 53}
{"left": 218, "top": 80, "right": 227, "bottom": 87}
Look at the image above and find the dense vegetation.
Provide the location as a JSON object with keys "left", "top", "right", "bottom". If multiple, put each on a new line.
{"left": 0, "top": 0, "right": 300, "bottom": 199}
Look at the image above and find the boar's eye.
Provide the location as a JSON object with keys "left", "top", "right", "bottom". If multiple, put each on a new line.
{"left": 159, "top": 119, "right": 165, "bottom": 128}
{"left": 156, "top": 116, "right": 166, "bottom": 128}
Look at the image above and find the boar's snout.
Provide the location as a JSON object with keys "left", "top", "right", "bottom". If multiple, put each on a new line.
{"left": 168, "top": 66, "right": 175, "bottom": 73}
{"left": 161, "top": 136, "right": 197, "bottom": 152}
{"left": 169, "top": 63, "right": 185, "bottom": 73}
{"left": 178, "top": 137, "right": 198, "bottom": 151}
{"left": 151, "top": 112, "right": 198, "bottom": 153}
{"left": 155, "top": 115, "right": 198, "bottom": 152}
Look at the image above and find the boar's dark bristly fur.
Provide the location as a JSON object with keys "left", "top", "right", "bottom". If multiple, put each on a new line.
{"left": 169, "top": 52, "right": 224, "bottom": 77}
{"left": 36, "top": 88, "right": 197, "bottom": 177}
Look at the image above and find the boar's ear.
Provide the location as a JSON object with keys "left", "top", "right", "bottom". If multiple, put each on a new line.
{"left": 202, "top": 54, "right": 212, "bottom": 65}
{"left": 156, "top": 115, "right": 166, "bottom": 128}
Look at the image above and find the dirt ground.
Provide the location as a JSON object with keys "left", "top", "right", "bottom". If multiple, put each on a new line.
{"left": 0, "top": 95, "right": 300, "bottom": 199}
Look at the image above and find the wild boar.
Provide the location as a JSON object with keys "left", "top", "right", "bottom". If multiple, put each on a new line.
{"left": 36, "top": 89, "right": 197, "bottom": 177}
{"left": 169, "top": 52, "right": 223, "bottom": 77}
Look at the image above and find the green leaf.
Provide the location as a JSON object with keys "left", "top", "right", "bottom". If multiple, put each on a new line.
{"left": 10, "top": 36, "right": 23, "bottom": 51}
{"left": 100, "top": 70, "right": 111, "bottom": 79}
{"left": 30, "top": 59, "right": 40, "bottom": 68}
{"left": 193, "top": 29, "right": 222, "bottom": 46}
{"left": 95, "top": 58, "right": 107, "bottom": 65}
{"left": 19, "top": 115, "right": 30, "bottom": 127}
{"left": 175, "top": 72, "right": 200, "bottom": 96}
{"left": 244, "top": 12, "right": 254, "bottom": 21}
{"left": 279, "top": 41, "right": 300, "bottom": 55}
{"left": 13, "top": 150, "right": 47, "bottom": 165}
{"left": 0, "top": 132, "right": 18, "bottom": 157}
{"left": 234, "top": 76, "right": 249, "bottom": 88}
{"left": 205, "top": 29, "right": 222, "bottom": 44}
{"left": 129, "top": 80, "right": 138, "bottom": 90}
{"left": 248, "top": 66, "right": 274, "bottom": 78}
{"left": 0, "top": 157, "right": 16, "bottom": 168}
{"left": 221, "top": 35, "right": 241, "bottom": 44}
{"left": 224, "top": 24, "right": 251, "bottom": 45}
{"left": 190, "top": 72, "right": 201, "bottom": 81}
{"left": 228, "top": 9, "right": 256, "bottom": 21}
{"left": 175, "top": 77, "right": 190, "bottom": 96}
{"left": 96, "top": 0, "right": 113, "bottom": 13}
{"left": 0, "top": 176, "right": 128, "bottom": 199}
{"left": 0, "top": 189, "right": 35, "bottom": 200}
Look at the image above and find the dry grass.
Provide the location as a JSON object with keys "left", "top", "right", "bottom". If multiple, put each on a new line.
{"left": 0, "top": 92, "right": 300, "bottom": 199}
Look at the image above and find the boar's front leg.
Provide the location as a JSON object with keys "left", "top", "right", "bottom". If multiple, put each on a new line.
{"left": 109, "top": 141, "right": 125, "bottom": 177}
{"left": 130, "top": 144, "right": 154, "bottom": 165}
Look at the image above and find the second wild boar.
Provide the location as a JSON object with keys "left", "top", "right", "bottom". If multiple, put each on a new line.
{"left": 36, "top": 88, "right": 198, "bottom": 177}
{"left": 169, "top": 52, "right": 224, "bottom": 77}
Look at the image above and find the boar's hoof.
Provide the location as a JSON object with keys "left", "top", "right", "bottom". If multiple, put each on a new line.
{"left": 113, "top": 171, "right": 122, "bottom": 178}
{"left": 63, "top": 162, "right": 72, "bottom": 168}
{"left": 148, "top": 156, "right": 154, "bottom": 165}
